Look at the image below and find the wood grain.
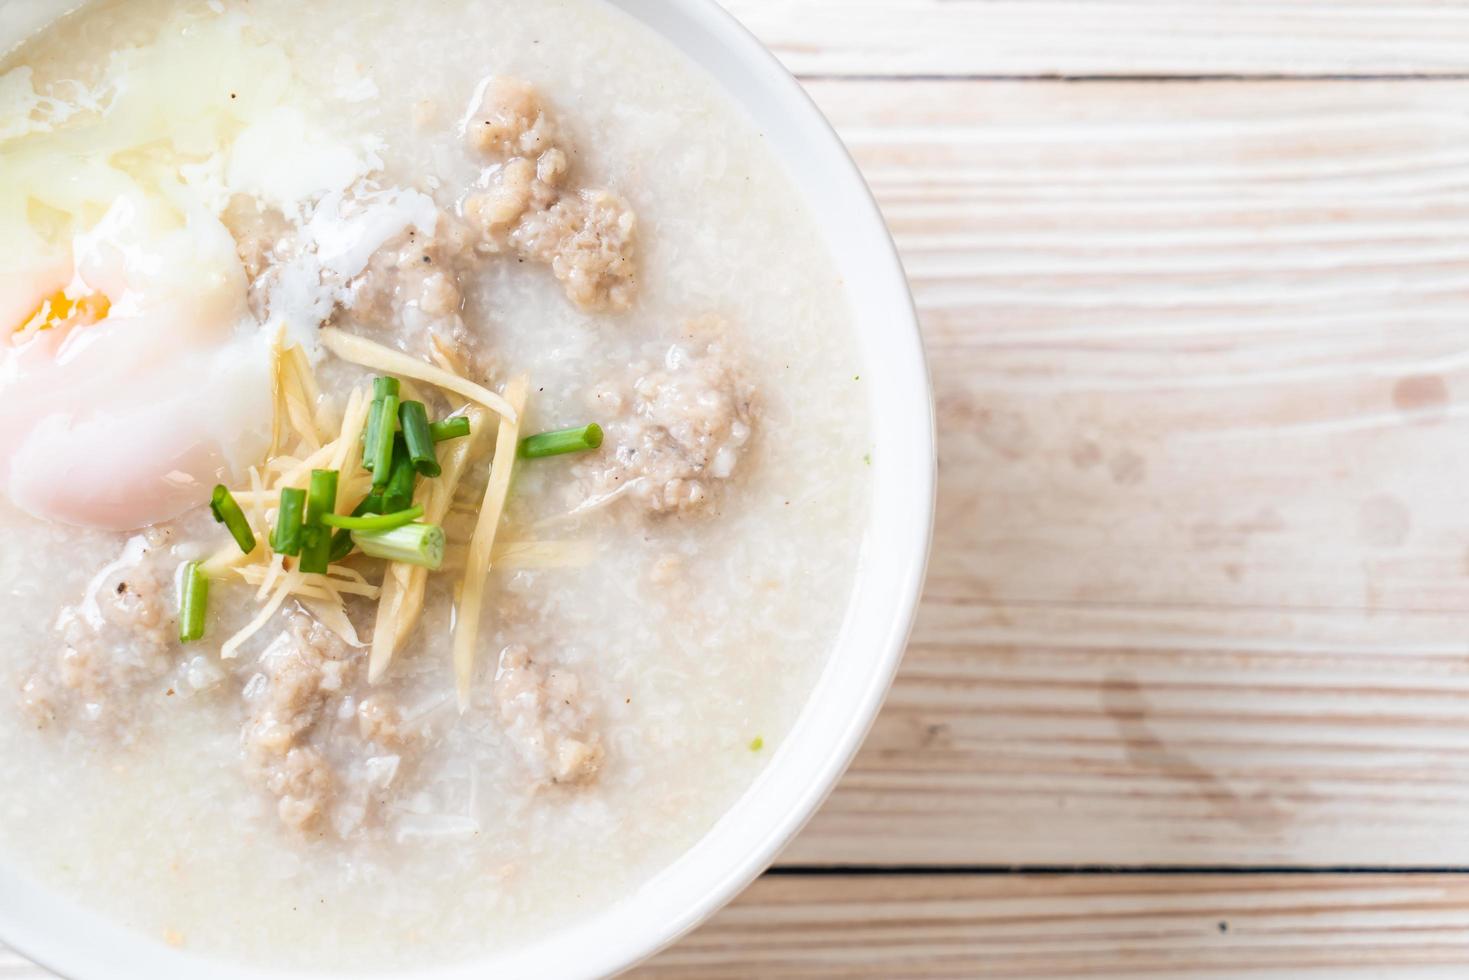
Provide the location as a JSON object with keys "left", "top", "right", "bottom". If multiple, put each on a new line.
{"left": 634, "top": 874, "right": 1469, "bottom": 978}
{"left": 720, "top": 1, "right": 1469, "bottom": 78}
{"left": 813, "top": 78, "right": 1469, "bottom": 613}
{"left": 9, "top": 874, "right": 1469, "bottom": 979}
{"left": 767, "top": 78, "right": 1469, "bottom": 866}
{"left": 786, "top": 601, "right": 1469, "bottom": 865}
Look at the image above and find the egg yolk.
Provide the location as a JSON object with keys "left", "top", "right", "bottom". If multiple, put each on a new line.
{"left": 11, "top": 289, "right": 110, "bottom": 344}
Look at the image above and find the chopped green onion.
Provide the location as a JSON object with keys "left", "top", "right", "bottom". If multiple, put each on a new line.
{"left": 329, "top": 528, "right": 355, "bottom": 564}
{"left": 305, "top": 469, "right": 339, "bottom": 526}
{"left": 209, "top": 484, "right": 256, "bottom": 554}
{"left": 295, "top": 469, "right": 339, "bottom": 574}
{"left": 519, "top": 423, "right": 603, "bottom": 459}
{"left": 352, "top": 523, "right": 445, "bottom": 570}
{"left": 370, "top": 392, "right": 400, "bottom": 488}
{"left": 430, "top": 416, "right": 471, "bottom": 443}
{"left": 322, "top": 503, "right": 423, "bottom": 532}
{"left": 329, "top": 492, "right": 381, "bottom": 562}
{"left": 298, "top": 525, "right": 332, "bottom": 575}
{"left": 178, "top": 561, "right": 209, "bottom": 643}
{"left": 382, "top": 437, "right": 418, "bottom": 513}
{"left": 271, "top": 487, "right": 306, "bottom": 556}
{"left": 398, "top": 400, "right": 441, "bottom": 477}
{"left": 362, "top": 377, "right": 401, "bottom": 472}
{"left": 362, "top": 410, "right": 382, "bottom": 470}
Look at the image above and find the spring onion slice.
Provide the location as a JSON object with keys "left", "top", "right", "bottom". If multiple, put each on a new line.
{"left": 305, "top": 469, "right": 339, "bottom": 526}
{"left": 383, "top": 438, "right": 418, "bottom": 513}
{"left": 296, "top": 471, "right": 340, "bottom": 575}
{"left": 369, "top": 392, "right": 399, "bottom": 488}
{"left": 399, "top": 400, "right": 441, "bottom": 477}
{"left": 430, "top": 416, "right": 471, "bottom": 443}
{"left": 329, "top": 528, "right": 355, "bottom": 563}
{"left": 298, "top": 525, "right": 332, "bottom": 575}
{"left": 178, "top": 561, "right": 209, "bottom": 643}
{"left": 352, "top": 523, "right": 445, "bottom": 569}
{"left": 271, "top": 487, "right": 306, "bottom": 556}
{"left": 329, "top": 492, "right": 381, "bottom": 562}
{"left": 363, "top": 375, "right": 401, "bottom": 473}
{"left": 322, "top": 504, "right": 424, "bottom": 532}
{"left": 519, "top": 423, "right": 603, "bottom": 459}
{"left": 209, "top": 484, "right": 256, "bottom": 554}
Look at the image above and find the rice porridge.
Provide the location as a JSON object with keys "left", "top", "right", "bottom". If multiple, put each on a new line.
{"left": 0, "top": 0, "right": 868, "bottom": 970}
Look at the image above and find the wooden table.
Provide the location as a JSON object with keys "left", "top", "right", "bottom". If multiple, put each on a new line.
{"left": 10, "top": 1, "right": 1469, "bottom": 976}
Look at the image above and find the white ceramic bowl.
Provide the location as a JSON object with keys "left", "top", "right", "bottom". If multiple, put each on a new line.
{"left": 0, "top": 1, "right": 935, "bottom": 977}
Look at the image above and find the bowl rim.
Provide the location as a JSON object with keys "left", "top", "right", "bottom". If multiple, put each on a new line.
{"left": 0, "top": 1, "right": 935, "bottom": 977}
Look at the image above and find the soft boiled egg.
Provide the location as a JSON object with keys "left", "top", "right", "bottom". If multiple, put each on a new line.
{"left": 0, "top": 192, "right": 273, "bottom": 531}
{"left": 0, "top": 12, "right": 299, "bottom": 532}
{"left": 0, "top": 8, "right": 398, "bottom": 532}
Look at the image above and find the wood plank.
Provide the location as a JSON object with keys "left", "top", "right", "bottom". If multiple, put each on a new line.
{"left": 720, "top": 1, "right": 1469, "bottom": 78}
{"left": 812, "top": 78, "right": 1469, "bottom": 614}
{"left": 9, "top": 874, "right": 1469, "bottom": 977}
{"left": 770, "top": 78, "right": 1469, "bottom": 865}
{"left": 785, "top": 601, "right": 1469, "bottom": 865}
{"left": 635, "top": 874, "right": 1469, "bottom": 978}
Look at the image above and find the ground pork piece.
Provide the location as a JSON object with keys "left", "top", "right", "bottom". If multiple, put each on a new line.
{"left": 463, "top": 155, "right": 563, "bottom": 244}
{"left": 462, "top": 77, "right": 637, "bottom": 313}
{"left": 221, "top": 194, "right": 306, "bottom": 327}
{"left": 512, "top": 190, "right": 637, "bottom": 313}
{"left": 243, "top": 612, "right": 422, "bottom": 837}
{"left": 222, "top": 194, "right": 295, "bottom": 284}
{"left": 493, "top": 645, "right": 602, "bottom": 786}
{"left": 243, "top": 614, "right": 353, "bottom": 831}
{"left": 228, "top": 180, "right": 494, "bottom": 372}
{"left": 465, "top": 77, "right": 561, "bottom": 159}
{"left": 221, "top": 77, "right": 634, "bottom": 369}
{"left": 244, "top": 616, "right": 351, "bottom": 756}
{"left": 345, "top": 215, "right": 492, "bottom": 372}
{"left": 357, "top": 695, "right": 411, "bottom": 748}
{"left": 269, "top": 746, "right": 335, "bottom": 831}
{"left": 576, "top": 319, "right": 757, "bottom": 516}
{"left": 19, "top": 529, "right": 178, "bottom": 731}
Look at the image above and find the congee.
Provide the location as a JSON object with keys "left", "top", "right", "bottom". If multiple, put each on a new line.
{"left": 0, "top": 0, "right": 869, "bottom": 969}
